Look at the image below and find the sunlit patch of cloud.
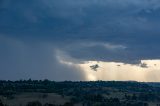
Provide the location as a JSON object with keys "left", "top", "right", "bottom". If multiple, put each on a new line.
{"left": 78, "top": 60, "right": 160, "bottom": 82}
{"left": 56, "top": 51, "right": 160, "bottom": 82}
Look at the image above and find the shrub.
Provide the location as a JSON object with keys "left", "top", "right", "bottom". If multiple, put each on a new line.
{"left": 26, "top": 101, "right": 42, "bottom": 106}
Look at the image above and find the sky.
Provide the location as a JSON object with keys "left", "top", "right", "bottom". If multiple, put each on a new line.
{"left": 1, "top": 0, "right": 160, "bottom": 81}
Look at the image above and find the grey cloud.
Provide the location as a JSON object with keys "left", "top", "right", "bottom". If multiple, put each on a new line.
{"left": 0, "top": 35, "right": 86, "bottom": 80}
{"left": 1, "top": 0, "right": 160, "bottom": 36}
{"left": 0, "top": 0, "right": 160, "bottom": 80}
{"left": 140, "top": 63, "right": 148, "bottom": 68}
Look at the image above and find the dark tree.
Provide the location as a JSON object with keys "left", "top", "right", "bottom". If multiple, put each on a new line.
{"left": 26, "top": 101, "right": 42, "bottom": 106}
{"left": 0, "top": 100, "right": 4, "bottom": 106}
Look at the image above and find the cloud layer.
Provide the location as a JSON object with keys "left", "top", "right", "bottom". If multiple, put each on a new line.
{"left": 0, "top": 0, "right": 160, "bottom": 80}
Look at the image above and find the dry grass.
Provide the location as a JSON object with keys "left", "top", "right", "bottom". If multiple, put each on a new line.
{"left": 0, "top": 93, "right": 70, "bottom": 106}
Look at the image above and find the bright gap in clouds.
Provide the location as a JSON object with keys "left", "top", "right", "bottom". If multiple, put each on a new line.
{"left": 78, "top": 60, "right": 160, "bottom": 82}
{"left": 57, "top": 52, "right": 160, "bottom": 82}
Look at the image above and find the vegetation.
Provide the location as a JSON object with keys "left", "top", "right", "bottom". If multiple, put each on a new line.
{"left": 0, "top": 80, "right": 160, "bottom": 106}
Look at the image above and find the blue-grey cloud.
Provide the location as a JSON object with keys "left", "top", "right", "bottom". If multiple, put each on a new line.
{"left": 0, "top": 35, "right": 86, "bottom": 80}
{"left": 0, "top": 0, "right": 160, "bottom": 80}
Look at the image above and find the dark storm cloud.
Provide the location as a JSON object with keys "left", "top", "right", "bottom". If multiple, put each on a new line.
{"left": 0, "top": 0, "right": 160, "bottom": 80}
{"left": 0, "top": 35, "right": 86, "bottom": 80}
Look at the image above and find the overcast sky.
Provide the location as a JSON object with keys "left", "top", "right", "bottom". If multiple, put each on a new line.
{"left": 1, "top": 0, "right": 160, "bottom": 81}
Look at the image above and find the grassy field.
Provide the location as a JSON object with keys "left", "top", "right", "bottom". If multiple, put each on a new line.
{"left": 0, "top": 81, "right": 160, "bottom": 106}
{"left": 0, "top": 93, "right": 70, "bottom": 106}
{"left": 0, "top": 92, "right": 159, "bottom": 106}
